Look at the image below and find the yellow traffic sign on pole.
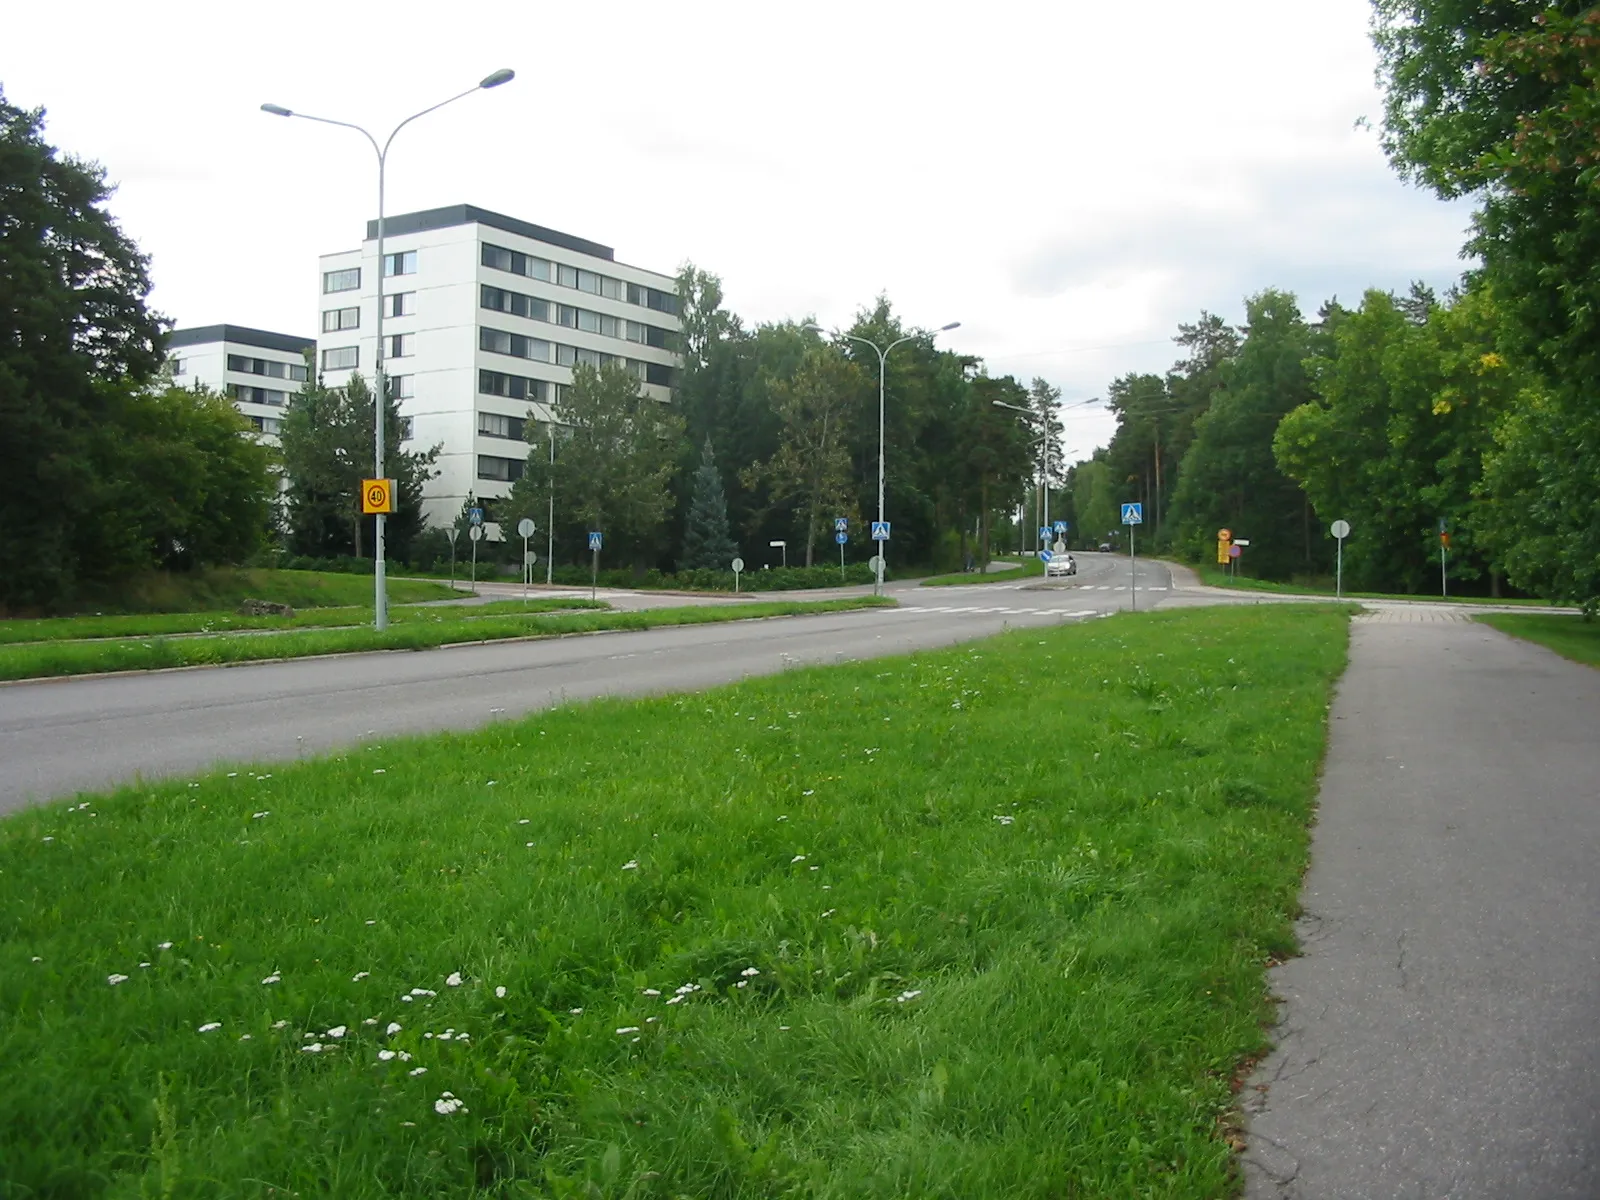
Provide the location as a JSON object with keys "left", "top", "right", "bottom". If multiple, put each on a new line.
{"left": 361, "top": 478, "right": 396, "bottom": 515}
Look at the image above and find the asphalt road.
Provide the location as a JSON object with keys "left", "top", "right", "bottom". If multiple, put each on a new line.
{"left": 0, "top": 553, "right": 1168, "bottom": 812}
{"left": 1242, "top": 611, "right": 1600, "bottom": 1198}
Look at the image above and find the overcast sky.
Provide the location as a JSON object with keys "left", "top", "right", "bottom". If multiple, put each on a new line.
{"left": 5, "top": 0, "right": 1472, "bottom": 461}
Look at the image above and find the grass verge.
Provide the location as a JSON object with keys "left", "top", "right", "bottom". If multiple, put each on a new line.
{"left": 919, "top": 555, "right": 1047, "bottom": 587}
{"left": 1189, "top": 562, "right": 1552, "bottom": 605}
{"left": 0, "top": 597, "right": 609, "bottom": 646}
{"left": 0, "top": 604, "right": 1349, "bottom": 1196}
{"left": 0, "top": 598, "right": 891, "bottom": 682}
{"left": 22, "top": 568, "right": 459, "bottom": 617}
{"left": 1477, "top": 612, "right": 1600, "bottom": 668}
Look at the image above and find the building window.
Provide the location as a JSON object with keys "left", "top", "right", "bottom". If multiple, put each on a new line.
{"left": 322, "top": 306, "right": 360, "bottom": 333}
{"left": 388, "top": 374, "right": 415, "bottom": 400}
{"left": 387, "top": 333, "right": 413, "bottom": 359}
{"left": 478, "top": 411, "right": 526, "bottom": 440}
{"left": 557, "top": 264, "right": 578, "bottom": 289}
{"left": 645, "top": 362, "right": 674, "bottom": 387}
{"left": 246, "top": 414, "right": 283, "bottom": 435}
{"left": 382, "top": 250, "right": 417, "bottom": 277}
{"left": 477, "top": 454, "right": 525, "bottom": 482}
{"left": 322, "top": 346, "right": 358, "bottom": 371}
{"left": 227, "top": 354, "right": 291, "bottom": 379}
{"left": 601, "top": 277, "right": 624, "bottom": 301}
{"left": 576, "top": 269, "right": 602, "bottom": 295}
{"left": 229, "top": 384, "right": 289, "bottom": 407}
{"left": 388, "top": 292, "right": 415, "bottom": 317}
{"left": 480, "top": 284, "right": 550, "bottom": 322}
{"left": 288, "top": 362, "right": 309, "bottom": 382}
{"left": 479, "top": 370, "right": 550, "bottom": 403}
{"left": 323, "top": 267, "right": 361, "bottom": 293}
{"left": 480, "top": 326, "right": 551, "bottom": 363}
{"left": 172, "top": 358, "right": 186, "bottom": 376}
{"left": 481, "top": 242, "right": 551, "bottom": 282}
{"left": 399, "top": 417, "right": 414, "bottom": 441}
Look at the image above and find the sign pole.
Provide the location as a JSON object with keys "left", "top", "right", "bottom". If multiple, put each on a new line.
{"left": 1337, "top": 537, "right": 1343, "bottom": 599}
{"left": 591, "top": 548, "right": 598, "bottom": 602}
{"left": 1130, "top": 522, "right": 1137, "bottom": 612}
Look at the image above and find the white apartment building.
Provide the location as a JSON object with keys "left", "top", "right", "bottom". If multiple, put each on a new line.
{"left": 315, "top": 203, "right": 681, "bottom": 527}
{"left": 167, "top": 324, "right": 315, "bottom": 441}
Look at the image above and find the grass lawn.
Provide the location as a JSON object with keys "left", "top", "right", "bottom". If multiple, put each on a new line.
{"left": 0, "top": 597, "right": 609, "bottom": 646}
{"left": 1189, "top": 562, "right": 1553, "bottom": 606}
{"left": 30, "top": 568, "right": 459, "bottom": 617}
{"left": 920, "top": 555, "right": 1046, "bottom": 587}
{"left": 1477, "top": 612, "right": 1600, "bottom": 668}
{"left": 0, "top": 599, "right": 890, "bottom": 682}
{"left": 0, "top": 604, "right": 1349, "bottom": 1197}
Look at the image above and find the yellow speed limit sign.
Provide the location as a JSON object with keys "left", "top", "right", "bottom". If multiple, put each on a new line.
{"left": 361, "top": 478, "right": 396, "bottom": 514}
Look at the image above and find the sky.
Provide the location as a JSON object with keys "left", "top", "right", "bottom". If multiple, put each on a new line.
{"left": 3, "top": 0, "right": 1474, "bottom": 462}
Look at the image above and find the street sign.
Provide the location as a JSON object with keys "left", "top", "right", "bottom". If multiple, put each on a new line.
{"left": 835, "top": 531, "right": 848, "bottom": 545}
{"left": 1039, "top": 526, "right": 1052, "bottom": 541}
{"left": 517, "top": 518, "right": 535, "bottom": 539}
{"left": 1331, "top": 520, "right": 1350, "bottom": 540}
{"left": 1217, "top": 541, "right": 1231, "bottom": 565}
{"left": 445, "top": 527, "right": 459, "bottom": 546}
{"left": 361, "top": 478, "right": 395, "bottom": 515}
{"left": 524, "top": 550, "right": 536, "bottom": 565}
{"left": 1228, "top": 543, "right": 1242, "bottom": 559}
{"left": 587, "top": 531, "right": 602, "bottom": 551}
{"left": 834, "top": 517, "right": 848, "bottom": 533}
{"left": 769, "top": 540, "right": 785, "bottom": 548}
{"left": 1121, "top": 503, "right": 1143, "bottom": 525}
{"left": 468, "top": 525, "right": 483, "bottom": 543}
{"left": 1054, "top": 520, "right": 1067, "bottom": 533}
{"left": 731, "top": 557, "right": 744, "bottom": 573}
{"left": 1053, "top": 540, "right": 1066, "bottom": 554}
{"left": 1218, "top": 528, "right": 1232, "bottom": 541}
{"left": 868, "top": 555, "right": 884, "bottom": 573}
{"left": 1038, "top": 550, "right": 1053, "bottom": 563}
{"left": 469, "top": 507, "right": 484, "bottom": 526}
{"left": 871, "top": 521, "right": 890, "bottom": 541}
{"left": 1232, "top": 539, "right": 1251, "bottom": 546}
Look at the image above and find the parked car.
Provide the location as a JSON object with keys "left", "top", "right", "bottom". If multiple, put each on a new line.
{"left": 1097, "top": 542, "right": 1112, "bottom": 552}
{"left": 1046, "top": 553, "right": 1077, "bottom": 578}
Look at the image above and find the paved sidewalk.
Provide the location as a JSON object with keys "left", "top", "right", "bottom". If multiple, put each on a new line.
{"left": 1243, "top": 615, "right": 1600, "bottom": 1197}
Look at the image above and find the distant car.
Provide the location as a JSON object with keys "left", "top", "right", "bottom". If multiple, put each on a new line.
{"left": 1097, "top": 542, "right": 1111, "bottom": 552}
{"left": 1046, "top": 553, "right": 1077, "bottom": 579}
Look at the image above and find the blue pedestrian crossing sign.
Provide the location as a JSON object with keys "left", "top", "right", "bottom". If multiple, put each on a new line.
{"left": 1038, "top": 550, "right": 1053, "bottom": 563}
{"left": 1053, "top": 520, "right": 1068, "bottom": 533}
{"left": 834, "top": 517, "right": 848, "bottom": 533}
{"left": 1121, "top": 503, "right": 1143, "bottom": 525}
{"left": 587, "top": 531, "right": 602, "bottom": 551}
{"left": 835, "top": 531, "right": 848, "bottom": 545}
{"left": 1039, "top": 526, "right": 1052, "bottom": 541}
{"left": 469, "top": 507, "right": 484, "bottom": 526}
{"left": 871, "top": 521, "right": 891, "bottom": 541}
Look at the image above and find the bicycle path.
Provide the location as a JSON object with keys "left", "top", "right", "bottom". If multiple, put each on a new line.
{"left": 1242, "top": 610, "right": 1600, "bottom": 1197}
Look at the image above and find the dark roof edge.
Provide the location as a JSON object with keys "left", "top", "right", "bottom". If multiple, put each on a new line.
{"left": 365, "top": 204, "right": 616, "bottom": 261}
{"left": 169, "top": 325, "right": 315, "bottom": 354}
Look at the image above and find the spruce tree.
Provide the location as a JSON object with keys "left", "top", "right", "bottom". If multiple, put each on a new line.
{"left": 681, "top": 437, "right": 739, "bottom": 570}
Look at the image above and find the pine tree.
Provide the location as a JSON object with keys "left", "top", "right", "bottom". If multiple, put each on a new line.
{"left": 681, "top": 437, "right": 739, "bottom": 570}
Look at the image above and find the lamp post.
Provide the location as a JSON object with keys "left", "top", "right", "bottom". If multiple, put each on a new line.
{"left": 992, "top": 397, "right": 1053, "bottom": 546}
{"left": 261, "top": 69, "right": 515, "bottom": 630}
{"left": 804, "top": 320, "right": 959, "bottom": 594}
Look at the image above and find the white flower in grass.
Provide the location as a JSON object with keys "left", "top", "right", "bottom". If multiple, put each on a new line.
{"left": 239, "top": 1034, "right": 252, "bottom": 1041}
{"left": 410, "top": 988, "right": 436, "bottom": 997}
{"left": 821, "top": 909, "right": 836, "bottom": 919}
{"left": 641, "top": 988, "right": 660, "bottom": 997}
{"left": 401, "top": 995, "right": 413, "bottom": 1002}
{"left": 736, "top": 981, "right": 748, "bottom": 988}
{"left": 424, "top": 1032, "right": 434, "bottom": 1039}
{"left": 993, "top": 815, "right": 1014, "bottom": 826}
{"left": 434, "top": 1092, "right": 465, "bottom": 1115}
{"left": 365, "top": 920, "right": 377, "bottom": 926}
{"left": 486, "top": 780, "right": 497, "bottom": 787}
{"left": 271, "top": 1020, "right": 288, "bottom": 1030}
{"left": 157, "top": 942, "right": 173, "bottom": 950}
{"left": 262, "top": 973, "right": 281, "bottom": 985}
{"left": 378, "top": 1050, "right": 397, "bottom": 1061}
{"left": 569, "top": 1008, "right": 583, "bottom": 1015}
{"left": 372, "top": 769, "right": 385, "bottom": 775}
{"left": 895, "top": 990, "right": 922, "bottom": 1003}
{"left": 446, "top": 972, "right": 463, "bottom": 987}
{"left": 41, "top": 837, "right": 53, "bottom": 843}
{"left": 803, "top": 790, "right": 815, "bottom": 797}
{"left": 252, "top": 811, "right": 269, "bottom": 819}
{"left": 518, "top": 819, "right": 530, "bottom": 825}
{"left": 139, "top": 962, "right": 151, "bottom": 968}
{"left": 197, "top": 1022, "right": 221, "bottom": 1033}
{"left": 326, "top": 1026, "right": 347, "bottom": 1039}
{"left": 615, "top": 1026, "right": 640, "bottom": 1035}
{"left": 107, "top": 974, "right": 129, "bottom": 986}
{"left": 302, "top": 1043, "right": 324, "bottom": 1053}
{"left": 31, "top": 956, "right": 41, "bottom": 963}
{"left": 409, "top": 1066, "right": 427, "bottom": 1076}
{"left": 790, "top": 855, "right": 806, "bottom": 864}
{"left": 386, "top": 1022, "right": 402, "bottom": 1036}
{"left": 353, "top": 971, "right": 370, "bottom": 981}
{"left": 645, "top": 1017, "right": 657, "bottom": 1024}
{"left": 495, "top": 986, "right": 507, "bottom": 999}
{"left": 740, "top": 968, "right": 760, "bottom": 977}
{"left": 398, "top": 1051, "right": 412, "bottom": 1061}
{"left": 362, "top": 1018, "right": 378, "bottom": 1026}
{"left": 621, "top": 860, "right": 639, "bottom": 871}
{"left": 665, "top": 996, "right": 684, "bottom": 1006}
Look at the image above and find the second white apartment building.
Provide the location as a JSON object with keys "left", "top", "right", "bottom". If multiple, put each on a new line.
{"left": 315, "top": 204, "right": 681, "bottom": 526}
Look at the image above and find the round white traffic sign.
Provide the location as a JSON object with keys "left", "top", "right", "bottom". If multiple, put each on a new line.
{"left": 731, "top": 557, "right": 744, "bottom": 573}
{"left": 517, "top": 518, "right": 535, "bottom": 538}
{"left": 468, "top": 525, "right": 483, "bottom": 542}
{"left": 869, "top": 555, "right": 885, "bottom": 572}
{"left": 1331, "top": 519, "right": 1351, "bottom": 540}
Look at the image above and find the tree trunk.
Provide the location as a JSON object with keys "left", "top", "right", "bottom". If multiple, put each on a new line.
{"left": 353, "top": 508, "right": 363, "bottom": 559}
{"left": 980, "top": 475, "right": 991, "bottom": 568}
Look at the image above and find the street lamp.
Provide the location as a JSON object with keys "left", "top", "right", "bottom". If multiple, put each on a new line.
{"left": 261, "top": 69, "right": 515, "bottom": 630}
{"left": 804, "top": 320, "right": 960, "bottom": 594}
{"left": 993, "top": 397, "right": 1052, "bottom": 549}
